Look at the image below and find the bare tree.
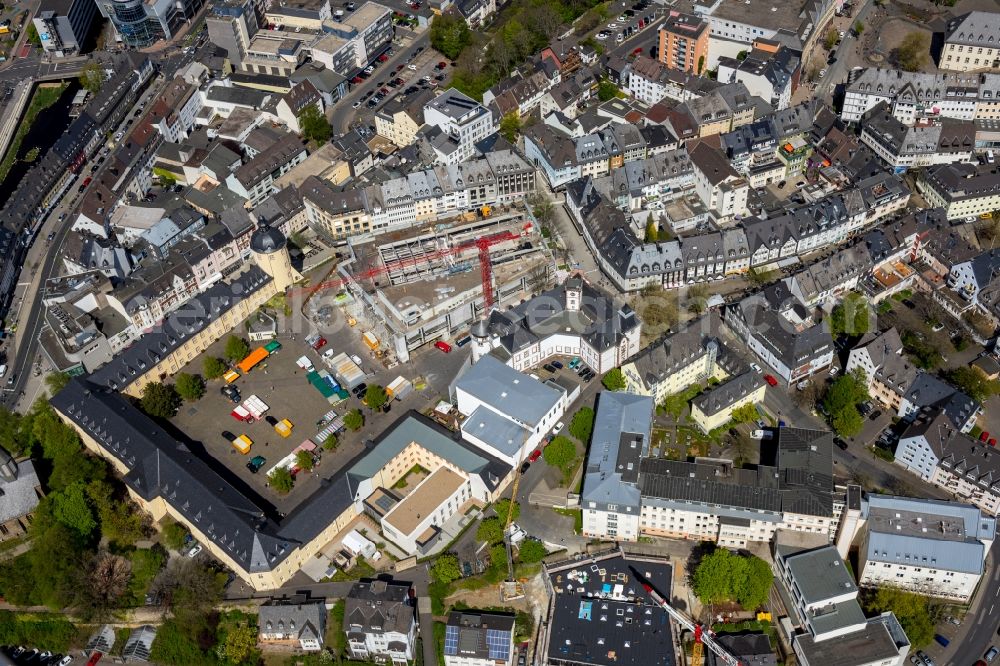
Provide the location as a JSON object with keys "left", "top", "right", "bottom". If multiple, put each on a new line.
{"left": 74, "top": 551, "right": 132, "bottom": 620}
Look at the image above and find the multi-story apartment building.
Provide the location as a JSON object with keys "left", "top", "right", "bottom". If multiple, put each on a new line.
{"left": 344, "top": 578, "right": 416, "bottom": 666}
{"left": 657, "top": 11, "right": 709, "bottom": 74}
{"left": 895, "top": 409, "right": 1000, "bottom": 515}
{"left": 841, "top": 67, "right": 1000, "bottom": 124}
{"left": 423, "top": 89, "right": 497, "bottom": 164}
{"left": 206, "top": 0, "right": 265, "bottom": 66}
{"left": 148, "top": 77, "right": 203, "bottom": 143}
{"left": 774, "top": 544, "right": 910, "bottom": 666}
{"left": 443, "top": 611, "right": 515, "bottom": 666}
{"left": 308, "top": 2, "right": 394, "bottom": 76}
{"left": 940, "top": 12, "right": 1000, "bottom": 73}
{"left": 33, "top": 0, "right": 98, "bottom": 55}
{"left": 689, "top": 142, "right": 749, "bottom": 220}
{"left": 846, "top": 494, "right": 996, "bottom": 602}
{"left": 226, "top": 133, "right": 307, "bottom": 206}
{"left": 860, "top": 104, "right": 975, "bottom": 173}
{"left": 717, "top": 41, "right": 798, "bottom": 110}
{"left": 375, "top": 88, "right": 436, "bottom": 148}
{"left": 918, "top": 162, "right": 1000, "bottom": 220}
{"left": 689, "top": 370, "right": 767, "bottom": 433}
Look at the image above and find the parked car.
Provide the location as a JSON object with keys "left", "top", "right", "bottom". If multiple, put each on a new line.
{"left": 542, "top": 363, "right": 556, "bottom": 373}
{"left": 221, "top": 385, "right": 240, "bottom": 403}
{"left": 222, "top": 430, "right": 236, "bottom": 442}
{"left": 528, "top": 449, "right": 542, "bottom": 462}
{"left": 435, "top": 340, "right": 452, "bottom": 353}
{"left": 553, "top": 421, "right": 564, "bottom": 435}
{"left": 552, "top": 360, "right": 564, "bottom": 369}
{"left": 353, "top": 383, "right": 368, "bottom": 397}
{"left": 188, "top": 544, "right": 203, "bottom": 558}
{"left": 312, "top": 336, "right": 327, "bottom": 350}
{"left": 834, "top": 437, "right": 848, "bottom": 450}
{"left": 764, "top": 374, "right": 778, "bottom": 386}
{"left": 519, "top": 461, "right": 530, "bottom": 474}
{"left": 246, "top": 456, "right": 266, "bottom": 473}
{"left": 986, "top": 646, "right": 999, "bottom": 663}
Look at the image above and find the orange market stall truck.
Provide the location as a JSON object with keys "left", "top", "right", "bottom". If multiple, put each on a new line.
{"left": 386, "top": 376, "right": 413, "bottom": 401}
{"left": 232, "top": 434, "right": 252, "bottom": 454}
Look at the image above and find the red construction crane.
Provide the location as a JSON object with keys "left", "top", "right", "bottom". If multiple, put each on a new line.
{"left": 295, "top": 228, "right": 525, "bottom": 311}
{"left": 628, "top": 566, "right": 744, "bottom": 666}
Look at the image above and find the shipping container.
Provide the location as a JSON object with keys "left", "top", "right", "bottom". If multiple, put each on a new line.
{"left": 237, "top": 347, "right": 269, "bottom": 373}
{"left": 386, "top": 376, "right": 413, "bottom": 400}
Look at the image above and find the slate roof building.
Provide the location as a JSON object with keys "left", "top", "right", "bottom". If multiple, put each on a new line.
{"left": 941, "top": 12, "right": 1000, "bottom": 72}
{"left": 260, "top": 594, "right": 327, "bottom": 651}
{"left": 0, "top": 446, "right": 43, "bottom": 542}
{"left": 344, "top": 578, "right": 416, "bottom": 665}
{"left": 443, "top": 610, "right": 516, "bottom": 666}
{"left": 706, "top": 634, "right": 777, "bottom": 666}
{"left": 843, "top": 494, "right": 996, "bottom": 602}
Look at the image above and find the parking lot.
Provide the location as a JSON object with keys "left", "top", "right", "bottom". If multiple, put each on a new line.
{"left": 593, "top": 0, "right": 659, "bottom": 46}
{"left": 354, "top": 43, "right": 451, "bottom": 115}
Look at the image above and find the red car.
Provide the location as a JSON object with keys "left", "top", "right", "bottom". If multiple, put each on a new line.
{"left": 981, "top": 431, "right": 990, "bottom": 442}
{"left": 351, "top": 76, "right": 363, "bottom": 84}
{"left": 991, "top": 438, "right": 998, "bottom": 447}
{"left": 312, "top": 337, "right": 327, "bottom": 350}
{"left": 632, "top": 47, "right": 643, "bottom": 55}
{"left": 378, "top": 53, "right": 389, "bottom": 62}
{"left": 437, "top": 61, "right": 447, "bottom": 69}
{"left": 435, "top": 340, "right": 452, "bottom": 353}
{"left": 528, "top": 449, "right": 542, "bottom": 462}
{"left": 764, "top": 374, "right": 778, "bottom": 387}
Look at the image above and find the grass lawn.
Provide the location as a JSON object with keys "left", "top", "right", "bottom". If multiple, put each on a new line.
{"left": 0, "top": 82, "right": 68, "bottom": 184}
{"left": 324, "top": 557, "right": 377, "bottom": 582}
{"left": 553, "top": 507, "right": 583, "bottom": 533}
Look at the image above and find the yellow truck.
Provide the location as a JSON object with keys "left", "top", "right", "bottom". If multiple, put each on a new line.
{"left": 363, "top": 331, "right": 379, "bottom": 351}
{"left": 232, "top": 434, "right": 252, "bottom": 454}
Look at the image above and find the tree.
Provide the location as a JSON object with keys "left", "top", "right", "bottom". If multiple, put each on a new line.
{"left": 477, "top": 516, "right": 504, "bottom": 544}
{"left": 430, "top": 13, "right": 471, "bottom": 60}
{"left": 44, "top": 372, "right": 71, "bottom": 396}
{"left": 295, "top": 449, "right": 314, "bottom": 472}
{"left": 79, "top": 61, "right": 105, "bottom": 95}
{"left": 644, "top": 214, "right": 659, "bottom": 243}
{"left": 730, "top": 403, "right": 759, "bottom": 424}
{"left": 269, "top": 467, "right": 294, "bottom": 494}
{"left": 73, "top": 550, "right": 132, "bottom": 621}
{"left": 299, "top": 104, "right": 332, "bottom": 145}
{"left": 140, "top": 382, "right": 181, "bottom": 419}
{"left": 824, "top": 27, "right": 839, "bottom": 50}
{"left": 569, "top": 406, "right": 595, "bottom": 444}
{"left": 602, "top": 368, "right": 627, "bottom": 391}
{"left": 543, "top": 436, "right": 576, "bottom": 472}
{"left": 687, "top": 283, "right": 709, "bottom": 315}
{"left": 494, "top": 498, "right": 520, "bottom": 523}
{"left": 853, "top": 20, "right": 864, "bottom": 36}
{"left": 691, "top": 548, "right": 772, "bottom": 610}
{"left": 224, "top": 336, "right": 250, "bottom": 363}
{"left": 202, "top": 357, "right": 227, "bottom": 380}
{"left": 50, "top": 483, "right": 97, "bottom": 538}
{"left": 697, "top": 55, "right": 705, "bottom": 74}
{"left": 736, "top": 50, "right": 748, "bottom": 61}
{"left": 597, "top": 77, "right": 620, "bottom": 102}
{"left": 897, "top": 32, "right": 929, "bottom": 72}
{"left": 823, "top": 369, "right": 869, "bottom": 437}
{"left": 518, "top": 539, "right": 547, "bottom": 563}
{"left": 162, "top": 520, "right": 189, "bottom": 550}
{"left": 947, "top": 366, "right": 1000, "bottom": 403}
{"left": 220, "top": 624, "right": 258, "bottom": 664}
{"left": 149, "top": 619, "right": 210, "bottom": 666}
{"left": 490, "top": 543, "right": 509, "bottom": 571}
{"left": 343, "top": 409, "right": 364, "bottom": 431}
{"left": 829, "top": 292, "right": 869, "bottom": 338}
{"left": 499, "top": 112, "right": 522, "bottom": 143}
{"left": 431, "top": 553, "right": 462, "bottom": 584}
{"left": 364, "top": 384, "right": 388, "bottom": 411}
{"left": 862, "top": 588, "right": 936, "bottom": 648}
{"left": 174, "top": 373, "right": 205, "bottom": 401}
{"left": 323, "top": 433, "right": 339, "bottom": 451}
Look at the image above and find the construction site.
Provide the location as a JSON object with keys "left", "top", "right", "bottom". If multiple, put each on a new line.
{"left": 332, "top": 205, "right": 555, "bottom": 363}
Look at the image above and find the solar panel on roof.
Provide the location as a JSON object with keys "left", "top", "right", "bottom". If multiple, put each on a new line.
{"left": 443, "top": 625, "right": 460, "bottom": 655}
{"left": 486, "top": 628, "right": 511, "bottom": 660}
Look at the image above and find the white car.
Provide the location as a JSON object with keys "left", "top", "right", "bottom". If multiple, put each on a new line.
{"left": 596, "top": 33, "right": 608, "bottom": 40}
{"left": 59, "top": 657, "right": 73, "bottom": 666}
{"left": 352, "top": 101, "right": 361, "bottom": 108}
{"left": 407, "top": 64, "right": 417, "bottom": 70}
{"left": 618, "top": 14, "right": 627, "bottom": 20}
{"left": 188, "top": 544, "right": 203, "bottom": 558}
{"left": 608, "top": 22, "right": 618, "bottom": 28}
{"left": 819, "top": 68, "right": 827, "bottom": 78}
{"left": 553, "top": 421, "right": 564, "bottom": 435}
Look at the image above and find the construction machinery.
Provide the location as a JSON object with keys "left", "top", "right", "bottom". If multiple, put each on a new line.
{"left": 628, "top": 566, "right": 744, "bottom": 666}
{"left": 295, "top": 229, "right": 525, "bottom": 312}
{"left": 499, "top": 446, "right": 529, "bottom": 601}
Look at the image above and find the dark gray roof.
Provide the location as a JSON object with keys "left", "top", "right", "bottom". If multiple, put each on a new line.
{"left": 581, "top": 392, "right": 653, "bottom": 510}
{"left": 691, "top": 370, "right": 766, "bottom": 417}
{"left": 260, "top": 597, "right": 326, "bottom": 643}
{"left": 444, "top": 611, "right": 515, "bottom": 661}
{"left": 250, "top": 225, "right": 286, "bottom": 254}
{"left": 344, "top": 578, "right": 415, "bottom": 637}
{"left": 706, "top": 634, "right": 776, "bottom": 666}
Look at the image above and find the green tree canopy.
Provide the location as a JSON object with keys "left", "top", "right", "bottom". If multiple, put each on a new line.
{"left": 494, "top": 498, "right": 520, "bottom": 523}
{"left": 79, "top": 61, "right": 105, "bottom": 95}
{"left": 730, "top": 403, "right": 759, "bottom": 424}
{"left": 269, "top": 467, "right": 294, "bottom": 494}
{"left": 219, "top": 623, "right": 259, "bottom": 664}
{"left": 946, "top": 366, "right": 1000, "bottom": 403}
{"left": 862, "top": 588, "right": 935, "bottom": 648}
{"left": 174, "top": 373, "right": 205, "bottom": 401}
{"left": 25, "top": 24, "right": 41, "bottom": 46}
{"left": 344, "top": 409, "right": 364, "bottom": 431}
{"left": 691, "top": 548, "right": 773, "bottom": 609}
{"left": 644, "top": 214, "right": 659, "bottom": 243}
{"left": 140, "top": 382, "right": 182, "bottom": 419}
{"left": 224, "top": 336, "right": 250, "bottom": 363}
{"left": 543, "top": 436, "right": 576, "bottom": 472}
{"left": 897, "top": 32, "right": 929, "bottom": 71}
{"left": 430, "top": 13, "right": 471, "bottom": 60}
{"left": 44, "top": 372, "right": 72, "bottom": 396}
{"left": 49, "top": 483, "right": 97, "bottom": 539}
{"left": 597, "top": 77, "right": 620, "bottom": 101}
{"left": 431, "top": 553, "right": 462, "bottom": 584}
{"left": 853, "top": 20, "right": 864, "bottom": 35}
{"left": 569, "top": 406, "right": 595, "bottom": 444}
{"left": 499, "top": 112, "right": 522, "bottom": 143}
{"left": 823, "top": 27, "right": 839, "bottom": 50}
{"left": 829, "top": 292, "right": 870, "bottom": 338}
{"left": 365, "top": 384, "right": 388, "bottom": 411}
{"left": 477, "top": 516, "right": 504, "bottom": 544}
{"left": 323, "top": 433, "right": 339, "bottom": 451}
{"left": 299, "top": 104, "right": 332, "bottom": 145}
{"left": 162, "top": 520, "right": 189, "bottom": 550}
{"left": 822, "top": 369, "right": 869, "bottom": 437}
{"left": 295, "top": 449, "right": 314, "bottom": 471}
{"left": 602, "top": 368, "right": 627, "bottom": 391}
{"left": 202, "top": 357, "right": 228, "bottom": 380}
{"left": 518, "top": 539, "right": 547, "bottom": 563}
